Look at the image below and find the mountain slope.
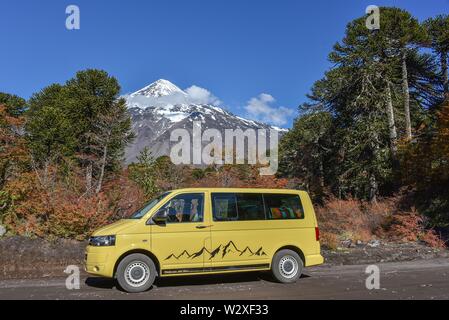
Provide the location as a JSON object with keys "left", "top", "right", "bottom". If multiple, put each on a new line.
{"left": 124, "top": 80, "right": 285, "bottom": 164}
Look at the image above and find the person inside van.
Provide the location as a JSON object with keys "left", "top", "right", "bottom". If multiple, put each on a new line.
{"left": 189, "top": 198, "right": 202, "bottom": 222}
{"left": 166, "top": 194, "right": 204, "bottom": 223}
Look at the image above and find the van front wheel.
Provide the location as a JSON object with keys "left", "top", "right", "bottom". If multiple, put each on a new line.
{"left": 271, "top": 249, "right": 303, "bottom": 283}
{"left": 116, "top": 253, "right": 157, "bottom": 293}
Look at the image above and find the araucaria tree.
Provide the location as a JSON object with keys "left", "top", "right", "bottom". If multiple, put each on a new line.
{"left": 279, "top": 7, "right": 442, "bottom": 205}
{"left": 26, "top": 69, "right": 134, "bottom": 195}
{"left": 424, "top": 15, "right": 449, "bottom": 97}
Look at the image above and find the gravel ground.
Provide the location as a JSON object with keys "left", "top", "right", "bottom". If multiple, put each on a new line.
{"left": 1, "top": 259, "right": 449, "bottom": 300}
{"left": 0, "top": 236, "right": 447, "bottom": 280}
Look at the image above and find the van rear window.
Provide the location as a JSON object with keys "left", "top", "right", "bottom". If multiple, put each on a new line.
{"left": 264, "top": 194, "right": 304, "bottom": 220}
{"left": 211, "top": 193, "right": 304, "bottom": 222}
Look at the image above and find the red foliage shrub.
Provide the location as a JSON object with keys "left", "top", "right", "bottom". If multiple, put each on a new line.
{"left": 315, "top": 196, "right": 445, "bottom": 249}
{"left": 420, "top": 230, "right": 446, "bottom": 248}
{"left": 1, "top": 147, "right": 444, "bottom": 249}
{"left": 188, "top": 165, "right": 289, "bottom": 189}
{"left": 101, "top": 170, "right": 146, "bottom": 220}
{"left": 316, "top": 197, "right": 393, "bottom": 246}
{"left": 2, "top": 168, "right": 145, "bottom": 240}
{"left": 382, "top": 208, "right": 446, "bottom": 248}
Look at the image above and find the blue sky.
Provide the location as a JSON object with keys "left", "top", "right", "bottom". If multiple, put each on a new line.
{"left": 1, "top": 0, "right": 448, "bottom": 127}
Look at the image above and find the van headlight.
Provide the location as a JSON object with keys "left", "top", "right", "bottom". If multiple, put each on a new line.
{"left": 89, "top": 235, "right": 116, "bottom": 247}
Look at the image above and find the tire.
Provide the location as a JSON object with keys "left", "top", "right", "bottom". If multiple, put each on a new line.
{"left": 116, "top": 253, "right": 157, "bottom": 293}
{"left": 271, "top": 249, "right": 303, "bottom": 283}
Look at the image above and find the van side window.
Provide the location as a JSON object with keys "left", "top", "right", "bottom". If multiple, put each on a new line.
{"left": 212, "top": 193, "right": 238, "bottom": 221}
{"left": 212, "top": 193, "right": 266, "bottom": 221}
{"left": 161, "top": 193, "right": 204, "bottom": 223}
{"left": 264, "top": 194, "right": 304, "bottom": 220}
{"left": 236, "top": 193, "right": 266, "bottom": 220}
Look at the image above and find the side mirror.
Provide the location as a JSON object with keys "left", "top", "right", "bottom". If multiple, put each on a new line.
{"left": 149, "top": 208, "right": 168, "bottom": 226}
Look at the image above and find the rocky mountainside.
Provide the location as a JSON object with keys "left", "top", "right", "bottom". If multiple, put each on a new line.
{"left": 124, "top": 79, "right": 285, "bottom": 164}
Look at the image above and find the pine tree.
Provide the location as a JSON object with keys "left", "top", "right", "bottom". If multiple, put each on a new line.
{"left": 64, "top": 69, "right": 133, "bottom": 194}
{"left": 90, "top": 98, "right": 134, "bottom": 194}
{"left": 281, "top": 8, "right": 436, "bottom": 201}
{"left": 0, "top": 93, "right": 26, "bottom": 117}
{"left": 26, "top": 84, "right": 76, "bottom": 166}
{"left": 376, "top": 8, "right": 427, "bottom": 140}
{"left": 129, "top": 147, "right": 160, "bottom": 200}
{"left": 424, "top": 15, "right": 449, "bottom": 97}
{"left": 279, "top": 112, "right": 332, "bottom": 197}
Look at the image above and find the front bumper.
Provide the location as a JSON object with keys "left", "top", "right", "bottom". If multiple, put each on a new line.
{"left": 84, "top": 246, "right": 114, "bottom": 278}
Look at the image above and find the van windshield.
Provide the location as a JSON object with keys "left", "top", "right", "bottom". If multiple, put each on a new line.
{"left": 127, "top": 192, "right": 171, "bottom": 219}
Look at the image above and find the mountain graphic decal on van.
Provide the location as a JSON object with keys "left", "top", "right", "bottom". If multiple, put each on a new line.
{"left": 165, "top": 241, "right": 267, "bottom": 261}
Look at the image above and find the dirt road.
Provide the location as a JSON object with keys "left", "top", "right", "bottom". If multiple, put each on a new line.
{"left": 1, "top": 258, "right": 448, "bottom": 300}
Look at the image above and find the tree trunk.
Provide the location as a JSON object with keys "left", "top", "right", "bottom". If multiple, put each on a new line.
{"left": 319, "top": 159, "right": 325, "bottom": 188}
{"left": 369, "top": 126, "right": 380, "bottom": 203}
{"left": 85, "top": 162, "right": 93, "bottom": 194}
{"left": 441, "top": 52, "right": 448, "bottom": 96}
{"left": 318, "top": 158, "right": 325, "bottom": 195}
{"left": 96, "top": 145, "right": 108, "bottom": 194}
{"left": 402, "top": 50, "right": 412, "bottom": 140}
{"left": 369, "top": 173, "right": 378, "bottom": 203}
{"left": 386, "top": 81, "right": 398, "bottom": 159}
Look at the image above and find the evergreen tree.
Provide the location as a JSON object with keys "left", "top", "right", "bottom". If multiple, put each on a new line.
{"left": 25, "top": 69, "right": 134, "bottom": 194}
{"left": 129, "top": 147, "right": 160, "bottom": 200}
{"left": 64, "top": 69, "right": 133, "bottom": 194}
{"left": 26, "top": 84, "right": 76, "bottom": 166}
{"left": 279, "top": 112, "right": 332, "bottom": 198}
{"left": 280, "top": 8, "right": 437, "bottom": 201}
{"left": 424, "top": 15, "right": 449, "bottom": 97}
{"left": 90, "top": 97, "right": 134, "bottom": 193}
{"left": 0, "top": 93, "right": 26, "bottom": 117}
{"left": 377, "top": 8, "right": 427, "bottom": 140}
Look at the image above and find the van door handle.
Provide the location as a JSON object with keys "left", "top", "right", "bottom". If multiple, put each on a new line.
{"left": 196, "top": 225, "right": 213, "bottom": 229}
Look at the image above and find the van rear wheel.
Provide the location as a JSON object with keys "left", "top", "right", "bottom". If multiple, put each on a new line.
{"left": 271, "top": 249, "right": 303, "bottom": 283}
{"left": 116, "top": 253, "right": 156, "bottom": 293}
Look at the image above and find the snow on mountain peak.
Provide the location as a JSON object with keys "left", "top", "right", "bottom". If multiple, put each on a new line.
{"left": 125, "top": 80, "right": 285, "bottom": 131}
{"left": 131, "top": 79, "right": 186, "bottom": 98}
{"left": 124, "top": 80, "right": 288, "bottom": 163}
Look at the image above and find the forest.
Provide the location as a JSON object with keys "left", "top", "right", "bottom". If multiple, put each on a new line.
{"left": 1, "top": 7, "right": 448, "bottom": 249}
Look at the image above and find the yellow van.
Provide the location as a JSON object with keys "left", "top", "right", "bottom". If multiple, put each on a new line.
{"left": 85, "top": 188, "right": 324, "bottom": 293}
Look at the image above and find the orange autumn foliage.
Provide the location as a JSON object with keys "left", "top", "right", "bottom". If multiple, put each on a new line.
{"left": 382, "top": 208, "right": 446, "bottom": 248}
{"left": 0, "top": 105, "right": 29, "bottom": 186}
{"left": 188, "top": 164, "right": 289, "bottom": 189}
{"left": 316, "top": 197, "right": 446, "bottom": 249}
{"left": 1, "top": 100, "right": 444, "bottom": 249}
{"left": 316, "top": 197, "right": 393, "bottom": 248}
{"left": 2, "top": 167, "right": 145, "bottom": 240}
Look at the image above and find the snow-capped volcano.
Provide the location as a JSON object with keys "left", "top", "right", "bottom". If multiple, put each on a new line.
{"left": 124, "top": 80, "right": 285, "bottom": 164}
{"left": 130, "top": 79, "right": 187, "bottom": 98}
